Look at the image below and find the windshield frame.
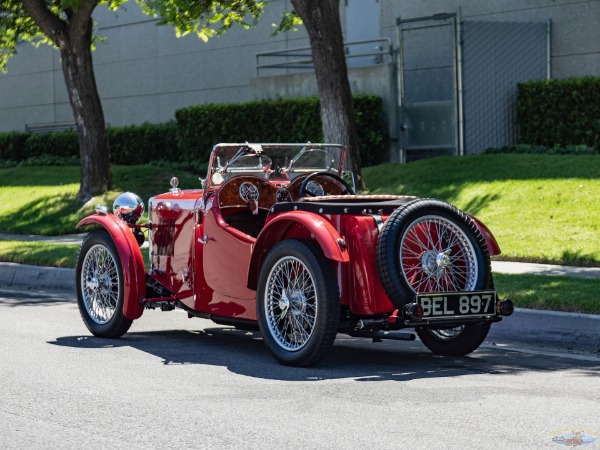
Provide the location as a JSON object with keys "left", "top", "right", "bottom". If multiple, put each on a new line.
{"left": 204, "top": 143, "right": 346, "bottom": 189}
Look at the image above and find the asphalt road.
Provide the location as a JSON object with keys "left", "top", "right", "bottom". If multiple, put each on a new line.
{"left": 1, "top": 286, "right": 599, "bottom": 449}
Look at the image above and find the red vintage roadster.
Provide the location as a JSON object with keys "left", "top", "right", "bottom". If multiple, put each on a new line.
{"left": 76, "top": 143, "right": 513, "bottom": 366}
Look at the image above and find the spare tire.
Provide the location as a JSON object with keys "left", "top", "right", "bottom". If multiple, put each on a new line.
{"left": 376, "top": 198, "right": 492, "bottom": 309}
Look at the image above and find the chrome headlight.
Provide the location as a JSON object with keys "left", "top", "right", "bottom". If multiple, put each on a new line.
{"left": 113, "top": 192, "right": 144, "bottom": 224}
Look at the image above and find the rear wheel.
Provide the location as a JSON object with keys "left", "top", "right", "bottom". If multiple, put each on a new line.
{"left": 376, "top": 199, "right": 492, "bottom": 356}
{"left": 257, "top": 240, "right": 340, "bottom": 366}
{"left": 76, "top": 229, "right": 132, "bottom": 338}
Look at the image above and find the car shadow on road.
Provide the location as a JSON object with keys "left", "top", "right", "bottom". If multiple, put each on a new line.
{"left": 49, "top": 326, "right": 600, "bottom": 382}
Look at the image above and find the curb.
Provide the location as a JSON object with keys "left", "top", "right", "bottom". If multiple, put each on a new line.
{"left": 488, "top": 308, "right": 600, "bottom": 354}
{"left": 0, "top": 262, "right": 75, "bottom": 292}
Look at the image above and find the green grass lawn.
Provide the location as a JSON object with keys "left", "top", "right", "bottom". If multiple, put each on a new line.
{"left": 0, "top": 240, "right": 80, "bottom": 268}
{"left": 494, "top": 273, "right": 600, "bottom": 314}
{"left": 0, "top": 164, "right": 200, "bottom": 235}
{"left": 363, "top": 154, "right": 600, "bottom": 266}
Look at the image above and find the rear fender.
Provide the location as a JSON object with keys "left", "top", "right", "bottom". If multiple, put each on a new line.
{"left": 77, "top": 214, "right": 146, "bottom": 320}
{"left": 247, "top": 211, "right": 349, "bottom": 290}
{"left": 469, "top": 215, "right": 501, "bottom": 256}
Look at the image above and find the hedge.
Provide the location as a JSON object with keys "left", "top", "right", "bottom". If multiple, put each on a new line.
{"left": 517, "top": 77, "right": 600, "bottom": 150}
{"left": 176, "top": 95, "right": 388, "bottom": 167}
{"left": 0, "top": 95, "right": 388, "bottom": 167}
{"left": 108, "top": 122, "right": 178, "bottom": 164}
{"left": 0, "top": 123, "right": 178, "bottom": 165}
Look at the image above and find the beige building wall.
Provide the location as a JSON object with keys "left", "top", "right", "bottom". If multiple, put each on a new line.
{"left": 0, "top": 0, "right": 598, "bottom": 134}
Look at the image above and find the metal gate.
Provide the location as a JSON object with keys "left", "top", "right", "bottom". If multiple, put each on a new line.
{"left": 397, "top": 13, "right": 459, "bottom": 162}
{"left": 397, "top": 13, "right": 549, "bottom": 161}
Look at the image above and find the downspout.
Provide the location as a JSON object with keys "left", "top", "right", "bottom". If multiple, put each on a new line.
{"left": 455, "top": 7, "right": 465, "bottom": 156}
{"left": 396, "top": 16, "right": 406, "bottom": 163}
{"left": 546, "top": 19, "right": 552, "bottom": 80}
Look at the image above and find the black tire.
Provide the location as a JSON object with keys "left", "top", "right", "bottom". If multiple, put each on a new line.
{"left": 376, "top": 198, "right": 492, "bottom": 356}
{"left": 256, "top": 239, "right": 340, "bottom": 367}
{"left": 76, "top": 229, "right": 132, "bottom": 338}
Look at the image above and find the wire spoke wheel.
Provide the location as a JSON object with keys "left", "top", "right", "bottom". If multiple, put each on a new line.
{"left": 257, "top": 240, "right": 339, "bottom": 367}
{"left": 265, "top": 256, "right": 317, "bottom": 351}
{"left": 81, "top": 244, "right": 120, "bottom": 324}
{"left": 76, "top": 230, "right": 132, "bottom": 338}
{"left": 400, "top": 215, "right": 478, "bottom": 295}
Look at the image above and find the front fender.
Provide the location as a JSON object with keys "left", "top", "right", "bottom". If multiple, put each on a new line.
{"left": 77, "top": 214, "right": 146, "bottom": 320}
{"left": 247, "top": 211, "right": 349, "bottom": 290}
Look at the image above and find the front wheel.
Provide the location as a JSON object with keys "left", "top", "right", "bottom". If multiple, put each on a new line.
{"left": 256, "top": 240, "right": 340, "bottom": 367}
{"left": 76, "top": 229, "right": 132, "bottom": 338}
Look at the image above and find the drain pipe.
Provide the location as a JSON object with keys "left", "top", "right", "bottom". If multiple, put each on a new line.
{"left": 546, "top": 19, "right": 552, "bottom": 79}
{"left": 455, "top": 7, "right": 465, "bottom": 156}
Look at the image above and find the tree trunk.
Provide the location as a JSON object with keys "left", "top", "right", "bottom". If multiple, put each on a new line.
{"left": 19, "top": 0, "right": 111, "bottom": 201}
{"left": 61, "top": 26, "right": 111, "bottom": 201}
{"left": 290, "top": 0, "right": 364, "bottom": 191}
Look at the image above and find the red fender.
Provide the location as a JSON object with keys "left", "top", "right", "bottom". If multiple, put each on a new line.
{"left": 77, "top": 214, "right": 146, "bottom": 320}
{"left": 247, "top": 211, "right": 349, "bottom": 290}
{"left": 469, "top": 215, "right": 501, "bottom": 257}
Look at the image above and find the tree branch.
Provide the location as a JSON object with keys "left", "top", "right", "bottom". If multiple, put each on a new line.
{"left": 19, "top": 0, "right": 67, "bottom": 47}
{"left": 69, "top": 0, "right": 98, "bottom": 40}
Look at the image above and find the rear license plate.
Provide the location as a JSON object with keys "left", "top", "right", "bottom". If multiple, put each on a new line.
{"left": 416, "top": 291, "right": 496, "bottom": 318}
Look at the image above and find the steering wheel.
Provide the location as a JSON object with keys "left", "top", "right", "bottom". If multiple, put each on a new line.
{"left": 298, "top": 171, "right": 355, "bottom": 198}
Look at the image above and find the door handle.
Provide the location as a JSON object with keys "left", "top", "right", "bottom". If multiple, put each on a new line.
{"left": 198, "top": 235, "right": 208, "bottom": 244}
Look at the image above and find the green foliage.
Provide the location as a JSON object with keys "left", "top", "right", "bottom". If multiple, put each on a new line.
{"left": 136, "top": 0, "right": 265, "bottom": 41}
{"left": 0, "top": 96, "right": 387, "bottom": 168}
{"left": 25, "top": 130, "right": 80, "bottom": 158}
{"left": 108, "top": 122, "right": 178, "bottom": 164}
{"left": 517, "top": 77, "right": 600, "bottom": 150}
{"left": 0, "top": 132, "right": 29, "bottom": 161}
{"left": 0, "top": 0, "right": 264, "bottom": 71}
{"left": 176, "top": 95, "right": 388, "bottom": 167}
{"left": 0, "top": 122, "right": 179, "bottom": 165}
{"left": 272, "top": 11, "right": 302, "bottom": 34}
{"left": 486, "top": 144, "right": 598, "bottom": 155}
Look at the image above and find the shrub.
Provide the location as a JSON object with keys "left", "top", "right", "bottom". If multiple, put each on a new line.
{"left": 0, "top": 96, "right": 388, "bottom": 168}
{"left": 25, "top": 130, "right": 79, "bottom": 158}
{"left": 0, "top": 132, "right": 29, "bottom": 161}
{"left": 176, "top": 95, "right": 388, "bottom": 167}
{"left": 517, "top": 77, "right": 600, "bottom": 150}
{"left": 108, "top": 122, "right": 178, "bottom": 164}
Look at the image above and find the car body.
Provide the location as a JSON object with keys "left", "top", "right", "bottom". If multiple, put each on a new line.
{"left": 75, "top": 143, "right": 513, "bottom": 366}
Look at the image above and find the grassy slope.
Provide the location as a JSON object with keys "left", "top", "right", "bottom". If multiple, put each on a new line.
{"left": 0, "top": 164, "right": 200, "bottom": 235}
{"left": 363, "top": 154, "right": 600, "bottom": 266}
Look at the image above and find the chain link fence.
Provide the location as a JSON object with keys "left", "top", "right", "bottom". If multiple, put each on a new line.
{"left": 398, "top": 15, "right": 549, "bottom": 161}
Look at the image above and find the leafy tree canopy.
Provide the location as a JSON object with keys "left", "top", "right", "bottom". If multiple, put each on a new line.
{"left": 0, "top": 0, "right": 266, "bottom": 72}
